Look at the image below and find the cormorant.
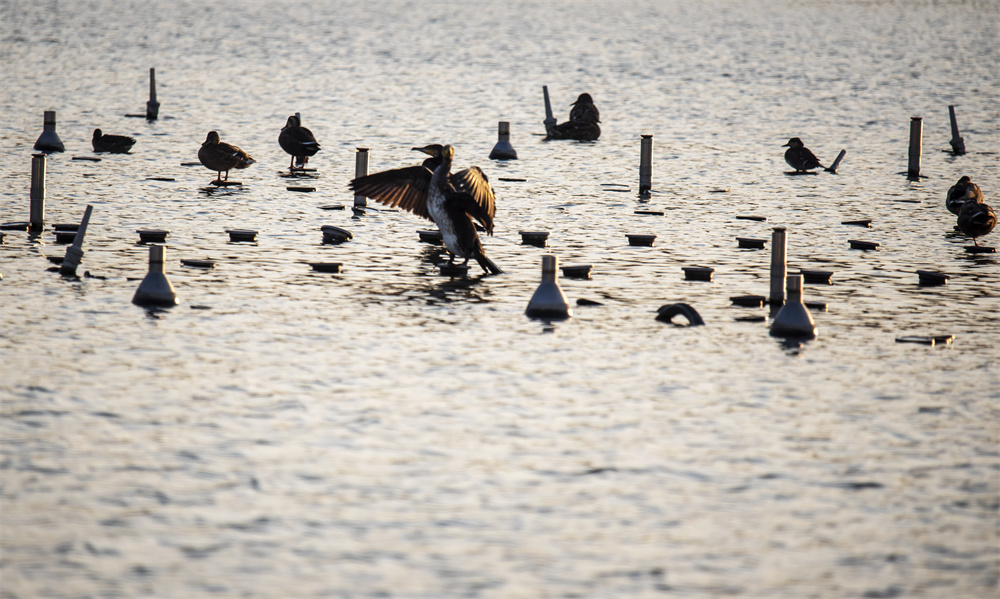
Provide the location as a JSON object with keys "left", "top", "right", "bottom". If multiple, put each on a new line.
{"left": 946, "top": 175, "right": 984, "bottom": 216}
{"left": 782, "top": 137, "right": 824, "bottom": 172}
{"left": 278, "top": 115, "right": 321, "bottom": 170}
{"left": 198, "top": 131, "right": 255, "bottom": 182}
{"left": 92, "top": 129, "right": 136, "bottom": 153}
{"left": 349, "top": 144, "right": 502, "bottom": 274}
{"left": 545, "top": 93, "right": 601, "bottom": 141}
{"left": 957, "top": 199, "right": 996, "bottom": 246}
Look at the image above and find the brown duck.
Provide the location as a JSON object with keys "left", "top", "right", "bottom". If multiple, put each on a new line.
{"left": 957, "top": 199, "right": 996, "bottom": 246}
{"left": 92, "top": 129, "right": 136, "bottom": 153}
{"left": 198, "top": 131, "right": 255, "bottom": 182}
{"left": 545, "top": 93, "right": 601, "bottom": 141}
{"left": 278, "top": 115, "right": 321, "bottom": 169}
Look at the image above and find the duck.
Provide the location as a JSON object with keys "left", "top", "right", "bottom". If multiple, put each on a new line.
{"left": 545, "top": 93, "right": 601, "bottom": 141}
{"left": 782, "top": 137, "right": 824, "bottom": 172}
{"left": 957, "top": 199, "right": 996, "bottom": 246}
{"left": 92, "top": 129, "right": 136, "bottom": 153}
{"left": 350, "top": 144, "right": 502, "bottom": 274}
{"left": 278, "top": 115, "right": 321, "bottom": 170}
{"left": 946, "top": 175, "right": 984, "bottom": 216}
{"left": 198, "top": 131, "right": 255, "bottom": 182}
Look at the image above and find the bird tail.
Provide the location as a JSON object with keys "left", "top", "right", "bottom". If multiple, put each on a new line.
{"left": 475, "top": 251, "right": 503, "bottom": 275}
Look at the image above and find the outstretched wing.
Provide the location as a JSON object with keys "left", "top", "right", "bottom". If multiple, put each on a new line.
{"left": 450, "top": 167, "right": 496, "bottom": 234}
{"left": 350, "top": 166, "right": 433, "bottom": 220}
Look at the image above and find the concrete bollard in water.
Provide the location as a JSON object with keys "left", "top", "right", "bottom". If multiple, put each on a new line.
{"left": 33, "top": 111, "right": 65, "bottom": 153}
{"left": 146, "top": 68, "right": 160, "bottom": 120}
{"left": 948, "top": 105, "right": 966, "bottom": 155}
{"left": 354, "top": 148, "right": 369, "bottom": 209}
{"left": 769, "top": 275, "right": 816, "bottom": 339}
{"left": 769, "top": 226, "right": 787, "bottom": 306}
{"left": 489, "top": 121, "right": 518, "bottom": 160}
{"left": 907, "top": 117, "right": 922, "bottom": 178}
{"left": 542, "top": 86, "right": 556, "bottom": 134}
{"left": 59, "top": 205, "right": 93, "bottom": 276}
{"left": 639, "top": 135, "right": 653, "bottom": 194}
{"left": 525, "top": 255, "right": 572, "bottom": 319}
{"left": 132, "top": 244, "right": 178, "bottom": 307}
{"left": 29, "top": 154, "right": 46, "bottom": 232}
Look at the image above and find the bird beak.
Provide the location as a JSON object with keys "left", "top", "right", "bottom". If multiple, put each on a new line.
{"left": 781, "top": 142, "right": 790, "bottom": 147}
{"left": 412, "top": 146, "right": 434, "bottom": 155}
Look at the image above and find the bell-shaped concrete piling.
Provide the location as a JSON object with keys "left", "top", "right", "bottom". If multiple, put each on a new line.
{"left": 29, "top": 154, "right": 46, "bottom": 232}
{"left": 489, "top": 121, "right": 517, "bottom": 160}
{"left": 525, "top": 255, "right": 572, "bottom": 320}
{"left": 132, "top": 244, "right": 178, "bottom": 307}
{"left": 33, "top": 111, "right": 65, "bottom": 153}
{"left": 59, "top": 205, "right": 93, "bottom": 276}
{"left": 769, "top": 275, "right": 817, "bottom": 339}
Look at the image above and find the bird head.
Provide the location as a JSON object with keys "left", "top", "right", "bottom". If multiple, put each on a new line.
{"left": 783, "top": 138, "right": 803, "bottom": 148}
{"left": 443, "top": 145, "right": 455, "bottom": 160}
{"left": 93, "top": 129, "right": 102, "bottom": 139}
{"left": 285, "top": 116, "right": 300, "bottom": 128}
{"left": 412, "top": 144, "right": 444, "bottom": 157}
{"left": 573, "top": 93, "right": 594, "bottom": 105}
{"left": 204, "top": 131, "right": 220, "bottom": 144}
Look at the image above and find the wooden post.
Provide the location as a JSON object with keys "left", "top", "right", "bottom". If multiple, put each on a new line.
{"left": 354, "top": 148, "right": 369, "bottom": 209}
{"left": 29, "top": 154, "right": 46, "bottom": 232}
{"left": 948, "top": 106, "right": 966, "bottom": 155}
{"left": 907, "top": 117, "right": 922, "bottom": 178}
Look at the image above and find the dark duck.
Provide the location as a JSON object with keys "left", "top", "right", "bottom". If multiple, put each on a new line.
{"left": 957, "top": 198, "right": 996, "bottom": 246}
{"left": 278, "top": 115, "right": 321, "bottom": 170}
{"left": 349, "top": 144, "right": 502, "bottom": 274}
{"left": 92, "top": 129, "right": 136, "bottom": 153}
{"left": 782, "top": 137, "right": 824, "bottom": 173}
{"left": 546, "top": 93, "right": 601, "bottom": 141}
{"left": 198, "top": 131, "right": 255, "bottom": 182}
{"left": 946, "top": 175, "right": 984, "bottom": 216}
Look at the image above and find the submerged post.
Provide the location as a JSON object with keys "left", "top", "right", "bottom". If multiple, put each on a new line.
{"left": 33, "top": 111, "right": 65, "bottom": 153}
{"left": 948, "top": 105, "right": 966, "bottom": 155}
{"left": 29, "top": 154, "right": 46, "bottom": 232}
{"left": 907, "top": 117, "right": 922, "bottom": 178}
{"left": 132, "top": 244, "right": 178, "bottom": 307}
{"left": 146, "top": 68, "right": 159, "bottom": 120}
{"left": 354, "top": 148, "right": 369, "bottom": 209}
{"left": 639, "top": 135, "right": 653, "bottom": 194}
{"left": 489, "top": 121, "right": 518, "bottom": 160}
{"left": 769, "top": 274, "right": 817, "bottom": 339}
{"left": 525, "top": 255, "right": 572, "bottom": 319}
{"left": 542, "top": 86, "right": 556, "bottom": 135}
{"left": 59, "top": 205, "right": 93, "bottom": 276}
{"left": 769, "top": 226, "right": 787, "bottom": 307}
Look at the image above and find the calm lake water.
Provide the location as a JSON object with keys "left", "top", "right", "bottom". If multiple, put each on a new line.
{"left": 1, "top": 0, "right": 998, "bottom": 597}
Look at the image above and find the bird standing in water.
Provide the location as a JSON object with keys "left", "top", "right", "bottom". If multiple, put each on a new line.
{"left": 278, "top": 115, "right": 321, "bottom": 170}
{"left": 957, "top": 198, "right": 996, "bottom": 246}
{"left": 545, "top": 93, "right": 601, "bottom": 141}
{"left": 782, "top": 137, "right": 824, "bottom": 172}
{"left": 92, "top": 129, "right": 136, "bottom": 153}
{"left": 198, "top": 131, "right": 255, "bottom": 183}
{"left": 349, "top": 144, "right": 502, "bottom": 274}
{"left": 946, "top": 175, "right": 984, "bottom": 216}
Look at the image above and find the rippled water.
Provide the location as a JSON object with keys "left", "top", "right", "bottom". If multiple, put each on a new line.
{"left": 1, "top": 0, "right": 998, "bottom": 597}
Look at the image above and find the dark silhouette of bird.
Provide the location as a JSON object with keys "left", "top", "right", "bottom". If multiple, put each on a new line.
{"left": 278, "top": 115, "right": 321, "bottom": 170}
{"left": 946, "top": 175, "right": 984, "bottom": 216}
{"left": 957, "top": 199, "right": 996, "bottom": 246}
{"left": 92, "top": 129, "right": 136, "bottom": 153}
{"left": 782, "top": 138, "right": 824, "bottom": 172}
{"left": 350, "top": 144, "right": 502, "bottom": 274}
{"left": 545, "top": 93, "right": 601, "bottom": 141}
{"left": 198, "top": 131, "right": 255, "bottom": 182}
